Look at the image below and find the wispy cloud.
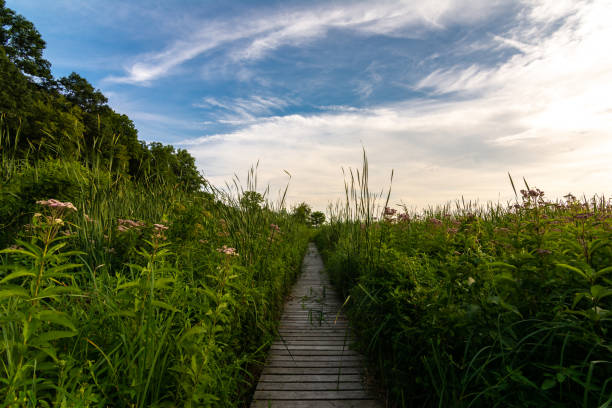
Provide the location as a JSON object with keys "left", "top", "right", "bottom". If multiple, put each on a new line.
{"left": 181, "top": 0, "right": 612, "bottom": 210}
{"left": 194, "top": 95, "right": 295, "bottom": 125}
{"left": 107, "top": 0, "right": 510, "bottom": 85}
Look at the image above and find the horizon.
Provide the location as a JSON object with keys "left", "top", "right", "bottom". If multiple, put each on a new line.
{"left": 8, "top": 0, "right": 612, "bottom": 211}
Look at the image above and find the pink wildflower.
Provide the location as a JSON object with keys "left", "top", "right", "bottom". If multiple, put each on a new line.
{"left": 384, "top": 207, "right": 397, "bottom": 216}
{"left": 36, "top": 199, "right": 77, "bottom": 212}
{"left": 397, "top": 213, "right": 410, "bottom": 222}
{"left": 217, "top": 245, "right": 238, "bottom": 256}
{"left": 270, "top": 223, "right": 281, "bottom": 233}
{"left": 118, "top": 219, "right": 145, "bottom": 228}
{"left": 153, "top": 223, "right": 169, "bottom": 231}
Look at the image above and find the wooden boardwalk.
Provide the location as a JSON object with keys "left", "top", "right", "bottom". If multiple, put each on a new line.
{"left": 250, "top": 243, "right": 382, "bottom": 408}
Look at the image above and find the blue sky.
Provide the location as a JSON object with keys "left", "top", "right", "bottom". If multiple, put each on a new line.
{"left": 8, "top": 0, "right": 612, "bottom": 210}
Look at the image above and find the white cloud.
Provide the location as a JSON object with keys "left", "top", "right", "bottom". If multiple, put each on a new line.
{"left": 181, "top": 0, "right": 612, "bottom": 211}
{"left": 194, "top": 95, "right": 295, "bottom": 125}
{"left": 107, "top": 0, "right": 510, "bottom": 84}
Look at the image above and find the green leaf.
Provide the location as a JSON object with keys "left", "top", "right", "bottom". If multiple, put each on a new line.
{"left": 595, "top": 266, "right": 612, "bottom": 279}
{"left": 117, "top": 281, "right": 139, "bottom": 291}
{"left": 30, "top": 330, "right": 77, "bottom": 345}
{"left": 0, "top": 248, "right": 38, "bottom": 259}
{"left": 37, "top": 285, "right": 80, "bottom": 299}
{"left": 14, "top": 239, "right": 43, "bottom": 257}
{"left": 0, "top": 269, "right": 36, "bottom": 284}
{"left": 589, "top": 239, "right": 610, "bottom": 256}
{"left": 541, "top": 378, "right": 556, "bottom": 390}
{"left": 178, "top": 326, "right": 207, "bottom": 344}
{"left": 556, "top": 263, "right": 589, "bottom": 281}
{"left": 493, "top": 272, "right": 516, "bottom": 283}
{"left": 125, "top": 263, "right": 144, "bottom": 273}
{"left": 36, "top": 310, "right": 76, "bottom": 331}
{"left": 60, "top": 250, "right": 86, "bottom": 257}
{"left": 488, "top": 262, "right": 517, "bottom": 270}
{"left": 45, "top": 242, "right": 67, "bottom": 257}
{"left": 153, "top": 277, "right": 175, "bottom": 289}
{"left": 151, "top": 300, "right": 179, "bottom": 312}
{"left": 591, "top": 285, "right": 612, "bottom": 301}
{"left": 45, "top": 264, "right": 83, "bottom": 277}
{"left": 0, "top": 286, "right": 30, "bottom": 300}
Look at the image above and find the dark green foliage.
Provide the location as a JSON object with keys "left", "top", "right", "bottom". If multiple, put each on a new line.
{"left": 0, "top": 2, "right": 203, "bottom": 192}
{"left": 310, "top": 211, "right": 325, "bottom": 227}
{"left": 0, "top": 0, "right": 51, "bottom": 81}
{"left": 0, "top": 159, "right": 311, "bottom": 406}
{"left": 292, "top": 202, "right": 312, "bottom": 224}
{"left": 316, "top": 162, "right": 612, "bottom": 407}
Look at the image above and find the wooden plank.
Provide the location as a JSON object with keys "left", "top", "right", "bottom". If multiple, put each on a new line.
{"left": 256, "top": 381, "right": 364, "bottom": 391}
{"left": 253, "top": 390, "right": 372, "bottom": 400}
{"left": 251, "top": 401, "right": 382, "bottom": 408}
{"left": 262, "top": 367, "right": 362, "bottom": 375}
{"left": 270, "top": 345, "right": 352, "bottom": 351}
{"left": 258, "top": 374, "right": 363, "bottom": 383}
{"left": 268, "top": 350, "right": 359, "bottom": 356}
{"left": 268, "top": 355, "right": 363, "bottom": 362}
{"left": 267, "top": 361, "right": 363, "bottom": 368}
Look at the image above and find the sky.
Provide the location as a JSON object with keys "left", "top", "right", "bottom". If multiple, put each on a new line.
{"left": 7, "top": 0, "right": 612, "bottom": 211}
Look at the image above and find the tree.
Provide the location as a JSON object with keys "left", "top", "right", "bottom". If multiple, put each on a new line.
{"left": 0, "top": 0, "right": 51, "bottom": 82}
{"left": 292, "top": 202, "right": 312, "bottom": 224}
{"left": 310, "top": 211, "right": 325, "bottom": 227}
{"left": 59, "top": 73, "right": 108, "bottom": 113}
{"left": 240, "top": 191, "right": 263, "bottom": 212}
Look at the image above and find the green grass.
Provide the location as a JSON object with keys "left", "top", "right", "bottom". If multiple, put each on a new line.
{"left": 315, "top": 156, "right": 612, "bottom": 407}
{"left": 0, "top": 133, "right": 312, "bottom": 406}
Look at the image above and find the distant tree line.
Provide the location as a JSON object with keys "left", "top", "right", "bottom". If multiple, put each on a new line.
{"left": 0, "top": 0, "right": 203, "bottom": 192}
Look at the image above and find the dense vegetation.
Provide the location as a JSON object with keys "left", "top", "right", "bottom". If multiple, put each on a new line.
{"left": 0, "top": 143, "right": 312, "bottom": 406}
{"left": 316, "top": 158, "right": 611, "bottom": 407}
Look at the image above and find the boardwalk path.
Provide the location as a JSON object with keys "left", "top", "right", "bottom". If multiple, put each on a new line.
{"left": 250, "top": 243, "right": 382, "bottom": 408}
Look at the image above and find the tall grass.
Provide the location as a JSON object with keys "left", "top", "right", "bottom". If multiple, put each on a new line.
{"left": 0, "top": 126, "right": 312, "bottom": 406}
{"left": 316, "top": 154, "right": 612, "bottom": 407}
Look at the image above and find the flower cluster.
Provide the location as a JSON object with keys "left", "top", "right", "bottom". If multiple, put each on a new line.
{"left": 117, "top": 218, "right": 145, "bottom": 232}
{"left": 521, "top": 188, "right": 545, "bottom": 199}
{"left": 397, "top": 213, "right": 410, "bottom": 223}
{"left": 428, "top": 218, "right": 443, "bottom": 226}
{"left": 270, "top": 223, "right": 281, "bottom": 233}
{"left": 36, "top": 199, "right": 77, "bottom": 212}
{"left": 152, "top": 223, "right": 169, "bottom": 241}
{"left": 384, "top": 207, "right": 397, "bottom": 216}
{"left": 217, "top": 245, "right": 238, "bottom": 256}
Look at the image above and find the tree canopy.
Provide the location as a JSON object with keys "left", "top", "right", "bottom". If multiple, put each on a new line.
{"left": 0, "top": 1, "right": 204, "bottom": 193}
{"left": 0, "top": 0, "right": 51, "bottom": 81}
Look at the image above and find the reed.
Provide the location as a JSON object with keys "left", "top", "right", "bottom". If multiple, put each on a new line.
{"left": 0, "top": 135, "right": 311, "bottom": 406}
{"left": 316, "top": 153, "right": 612, "bottom": 407}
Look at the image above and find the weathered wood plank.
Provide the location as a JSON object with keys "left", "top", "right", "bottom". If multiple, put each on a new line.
{"left": 256, "top": 381, "right": 364, "bottom": 391}
{"left": 262, "top": 367, "right": 362, "bottom": 375}
{"left": 253, "top": 390, "right": 372, "bottom": 400}
{"left": 266, "top": 361, "right": 362, "bottom": 368}
{"left": 251, "top": 401, "right": 382, "bottom": 408}
{"left": 268, "top": 355, "right": 363, "bottom": 362}
{"left": 268, "top": 350, "right": 359, "bottom": 356}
